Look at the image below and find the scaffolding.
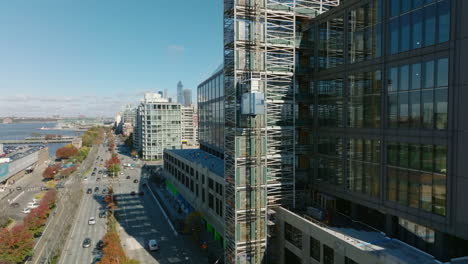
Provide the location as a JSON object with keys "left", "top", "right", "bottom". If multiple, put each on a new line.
{"left": 223, "top": 1, "right": 339, "bottom": 263}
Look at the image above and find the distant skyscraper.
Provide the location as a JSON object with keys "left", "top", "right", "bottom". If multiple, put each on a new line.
{"left": 157, "top": 91, "right": 164, "bottom": 98}
{"left": 177, "top": 81, "right": 184, "bottom": 105}
{"left": 182, "top": 88, "right": 192, "bottom": 106}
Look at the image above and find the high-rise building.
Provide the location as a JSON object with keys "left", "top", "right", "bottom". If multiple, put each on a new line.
{"left": 177, "top": 81, "right": 184, "bottom": 105}
{"left": 181, "top": 105, "right": 198, "bottom": 146}
{"left": 162, "top": 0, "right": 468, "bottom": 263}
{"left": 121, "top": 104, "right": 136, "bottom": 126}
{"left": 182, "top": 88, "right": 192, "bottom": 107}
{"left": 134, "top": 93, "right": 181, "bottom": 160}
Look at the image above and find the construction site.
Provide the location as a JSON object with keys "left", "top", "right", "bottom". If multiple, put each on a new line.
{"left": 222, "top": 1, "right": 339, "bottom": 263}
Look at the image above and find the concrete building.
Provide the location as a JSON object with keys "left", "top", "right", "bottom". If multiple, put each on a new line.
{"left": 161, "top": 0, "right": 468, "bottom": 263}
{"left": 121, "top": 104, "right": 137, "bottom": 126}
{"left": 181, "top": 106, "right": 198, "bottom": 147}
{"left": 134, "top": 93, "right": 181, "bottom": 160}
{"left": 0, "top": 146, "right": 49, "bottom": 185}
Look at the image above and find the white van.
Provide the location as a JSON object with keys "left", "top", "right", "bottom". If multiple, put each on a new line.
{"left": 148, "top": 239, "right": 159, "bottom": 251}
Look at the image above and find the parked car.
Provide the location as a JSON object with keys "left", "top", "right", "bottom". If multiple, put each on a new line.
{"left": 16, "top": 186, "right": 22, "bottom": 191}
{"left": 92, "top": 255, "right": 102, "bottom": 264}
{"left": 40, "top": 186, "right": 48, "bottom": 191}
{"left": 82, "top": 238, "right": 92, "bottom": 248}
{"left": 148, "top": 239, "right": 159, "bottom": 251}
{"left": 94, "top": 187, "right": 99, "bottom": 192}
{"left": 130, "top": 191, "right": 136, "bottom": 196}
{"left": 22, "top": 208, "right": 31, "bottom": 214}
{"left": 10, "top": 202, "right": 20, "bottom": 208}
{"left": 88, "top": 217, "right": 96, "bottom": 225}
{"left": 133, "top": 179, "right": 139, "bottom": 183}
{"left": 91, "top": 172, "right": 96, "bottom": 176}
{"left": 99, "top": 211, "right": 107, "bottom": 218}
{"left": 126, "top": 176, "right": 131, "bottom": 179}
{"left": 96, "top": 240, "right": 104, "bottom": 250}
{"left": 87, "top": 188, "right": 92, "bottom": 194}
{"left": 27, "top": 202, "right": 39, "bottom": 209}
{"left": 102, "top": 189, "right": 107, "bottom": 194}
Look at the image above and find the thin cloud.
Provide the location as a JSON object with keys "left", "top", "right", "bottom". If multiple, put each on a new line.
{"left": 167, "top": 45, "right": 185, "bottom": 54}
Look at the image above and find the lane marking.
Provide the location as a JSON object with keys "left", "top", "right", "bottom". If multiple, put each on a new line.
{"left": 10, "top": 191, "right": 24, "bottom": 203}
{"left": 147, "top": 184, "right": 178, "bottom": 236}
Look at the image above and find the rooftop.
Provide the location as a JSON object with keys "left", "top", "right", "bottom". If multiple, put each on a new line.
{"left": 166, "top": 148, "right": 224, "bottom": 177}
{"left": 288, "top": 207, "right": 442, "bottom": 264}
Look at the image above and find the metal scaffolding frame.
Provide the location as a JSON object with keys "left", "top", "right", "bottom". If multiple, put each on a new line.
{"left": 223, "top": 1, "right": 339, "bottom": 263}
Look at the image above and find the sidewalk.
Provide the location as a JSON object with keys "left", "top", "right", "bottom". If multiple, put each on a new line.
{"left": 147, "top": 178, "right": 224, "bottom": 263}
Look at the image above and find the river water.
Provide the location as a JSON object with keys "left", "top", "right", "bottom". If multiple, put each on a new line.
{"left": 0, "top": 122, "right": 84, "bottom": 158}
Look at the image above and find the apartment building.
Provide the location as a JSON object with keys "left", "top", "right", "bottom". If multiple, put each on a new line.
{"left": 134, "top": 93, "right": 181, "bottom": 160}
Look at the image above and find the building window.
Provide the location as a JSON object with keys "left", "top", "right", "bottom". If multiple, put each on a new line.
{"left": 388, "top": 0, "right": 449, "bottom": 55}
{"left": 398, "top": 217, "right": 435, "bottom": 243}
{"left": 345, "top": 257, "right": 359, "bottom": 264}
{"left": 208, "top": 193, "right": 214, "bottom": 209}
{"left": 387, "top": 58, "right": 448, "bottom": 130}
{"left": 347, "top": 138, "right": 380, "bottom": 197}
{"left": 208, "top": 178, "right": 214, "bottom": 190}
{"left": 323, "top": 244, "right": 334, "bottom": 264}
{"left": 348, "top": 0, "right": 382, "bottom": 63}
{"left": 284, "top": 222, "right": 302, "bottom": 249}
{"left": 310, "top": 236, "right": 321, "bottom": 262}
{"left": 317, "top": 78, "right": 344, "bottom": 127}
{"left": 318, "top": 16, "right": 344, "bottom": 70}
{"left": 317, "top": 136, "right": 343, "bottom": 185}
{"left": 387, "top": 142, "right": 447, "bottom": 216}
{"left": 348, "top": 71, "right": 381, "bottom": 128}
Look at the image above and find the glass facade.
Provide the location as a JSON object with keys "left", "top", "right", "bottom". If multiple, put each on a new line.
{"left": 348, "top": 0, "right": 382, "bottom": 63}
{"left": 348, "top": 70, "right": 382, "bottom": 128}
{"left": 317, "top": 78, "right": 344, "bottom": 127}
{"left": 198, "top": 69, "right": 225, "bottom": 156}
{"left": 318, "top": 16, "right": 345, "bottom": 70}
{"left": 388, "top": 0, "right": 450, "bottom": 55}
{"left": 387, "top": 57, "right": 448, "bottom": 129}
{"left": 387, "top": 142, "right": 447, "bottom": 215}
{"left": 317, "top": 136, "right": 343, "bottom": 185}
{"left": 347, "top": 138, "right": 381, "bottom": 197}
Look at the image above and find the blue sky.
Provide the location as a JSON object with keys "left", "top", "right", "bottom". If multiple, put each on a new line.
{"left": 0, "top": 0, "right": 223, "bottom": 117}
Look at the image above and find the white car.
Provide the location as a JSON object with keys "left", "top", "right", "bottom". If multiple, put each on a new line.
{"left": 27, "top": 202, "right": 39, "bottom": 209}
{"left": 88, "top": 217, "right": 96, "bottom": 225}
{"left": 22, "top": 208, "right": 31, "bottom": 214}
{"left": 84, "top": 177, "right": 88, "bottom": 181}
{"left": 148, "top": 239, "right": 159, "bottom": 251}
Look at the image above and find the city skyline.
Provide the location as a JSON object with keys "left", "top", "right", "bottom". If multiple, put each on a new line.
{"left": 0, "top": 0, "right": 222, "bottom": 117}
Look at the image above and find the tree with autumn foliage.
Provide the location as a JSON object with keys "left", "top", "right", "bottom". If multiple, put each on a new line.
{"left": 105, "top": 154, "right": 121, "bottom": 176}
{"left": 24, "top": 205, "right": 47, "bottom": 237}
{"left": 104, "top": 186, "right": 117, "bottom": 210}
{"left": 0, "top": 224, "right": 33, "bottom": 263}
{"left": 60, "top": 165, "right": 78, "bottom": 178}
{"left": 42, "top": 164, "right": 61, "bottom": 180}
{"left": 98, "top": 215, "right": 139, "bottom": 264}
{"left": 55, "top": 144, "right": 79, "bottom": 160}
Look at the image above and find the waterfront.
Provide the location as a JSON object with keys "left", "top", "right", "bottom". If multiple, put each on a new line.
{"left": 0, "top": 123, "right": 83, "bottom": 158}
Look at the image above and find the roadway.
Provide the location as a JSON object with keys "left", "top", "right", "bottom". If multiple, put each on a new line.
{"left": 0, "top": 161, "right": 49, "bottom": 223}
{"left": 59, "top": 139, "right": 207, "bottom": 264}
{"left": 58, "top": 142, "right": 110, "bottom": 264}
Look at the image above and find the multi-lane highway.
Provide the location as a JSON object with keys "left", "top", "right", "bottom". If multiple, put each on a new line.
{"left": 59, "top": 138, "right": 207, "bottom": 264}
